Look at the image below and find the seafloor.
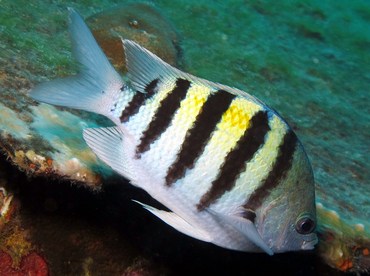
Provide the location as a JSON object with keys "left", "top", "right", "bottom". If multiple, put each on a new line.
{"left": 0, "top": 0, "right": 369, "bottom": 275}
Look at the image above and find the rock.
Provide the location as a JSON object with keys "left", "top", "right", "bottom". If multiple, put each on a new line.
{"left": 87, "top": 3, "right": 182, "bottom": 72}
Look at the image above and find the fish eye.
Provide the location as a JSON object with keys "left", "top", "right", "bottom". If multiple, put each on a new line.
{"left": 295, "top": 214, "right": 315, "bottom": 235}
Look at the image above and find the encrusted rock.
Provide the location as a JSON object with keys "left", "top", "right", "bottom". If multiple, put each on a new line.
{"left": 87, "top": 3, "right": 182, "bottom": 72}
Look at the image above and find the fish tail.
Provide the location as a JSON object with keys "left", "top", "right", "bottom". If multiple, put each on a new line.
{"left": 29, "top": 8, "right": 124, "bottom": 117}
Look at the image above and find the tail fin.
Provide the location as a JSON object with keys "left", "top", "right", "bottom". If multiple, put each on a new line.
{"left": 29, "top": 8, "right": 123, "bottom": 116}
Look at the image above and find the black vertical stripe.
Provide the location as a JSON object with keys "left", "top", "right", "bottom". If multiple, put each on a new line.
{"left": 136, "top": 79, "right": 191, "bottom": 156}
{"left": 119, "top": 78, "right": 159, "bottom": 122}
{"left": 242, "top": 129, "right": 297, "bottom": 212}
{"left": 197, "top": 110, "right": 270, "bottom": 211}
{"left": 165, "top": 90, "right": 235, "bottom": 186}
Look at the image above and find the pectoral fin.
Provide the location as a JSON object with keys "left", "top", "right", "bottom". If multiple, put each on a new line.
{"left": 133, "top": 200, "right": 211, "bottom": 242}
{"left": 208, "top": 209, "right": 273, "bottom": 255}
{"left": 83, "top": 127, "right": 137, "bottom": 182}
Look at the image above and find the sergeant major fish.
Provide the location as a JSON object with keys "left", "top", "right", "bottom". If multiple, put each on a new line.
{"left": 30, "top": 8, "right": 317, "bottom": 255}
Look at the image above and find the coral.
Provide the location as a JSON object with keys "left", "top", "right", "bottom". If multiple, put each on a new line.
{"left": 0, "top": 251, "right": 48, "bottom": 276}
{"left": 317, "top": 203, "right": 370, "bottom": 273}
{"left": 123, "top": 258, "right": 161, "bottom": 276}
{"left": 0, "top": 251, "right": 14, "bottom": 275}
{"left": 0, "top": 103, "right": 111, "bottom": 188}
{"left": 2, "top": 226, "right": 33, "bottom": 267}
{"left": 0, "top": 176, "right": 18, "bottom": 231}
{"left": 82, "top": 256, "right": 94, "bottom": 275}
{"left": 19, "top": 252, "right": 48, "bottom": 276}
{"left": 0, "top": 187, "right": 15, "bottom": 229}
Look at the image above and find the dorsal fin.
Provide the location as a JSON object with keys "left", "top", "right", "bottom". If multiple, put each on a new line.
{"left": 122, "top": 39, "right": 181, "bottom": 93}
{"left": 122, "top": 39, "right": 262, "bottom": 105}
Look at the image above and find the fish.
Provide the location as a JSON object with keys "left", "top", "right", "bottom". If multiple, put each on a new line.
{"left": 29, "top": 8, "right": 317, "bottom": 255}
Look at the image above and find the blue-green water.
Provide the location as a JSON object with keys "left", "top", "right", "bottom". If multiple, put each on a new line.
{"left": 0, "top": 0, "right": 369, "bottom": 274}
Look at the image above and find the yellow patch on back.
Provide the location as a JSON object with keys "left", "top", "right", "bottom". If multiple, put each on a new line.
{"left": 201, "top": 97, "right": 261, "bottom": 163}
{"left": 220, "top": 98, "right": 261, "bottom": 134}
{"left": 213, "top": 98, "right": 261, "bottom": 149}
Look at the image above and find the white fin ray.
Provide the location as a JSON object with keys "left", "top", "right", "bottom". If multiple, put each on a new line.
{"left": 30, "top": 8, "right": 123, "bottom": 116}
{"left": 133, "top": 200, "right": 211, "bottom": 242}
{"left": 122, "top": 39, "right": 262, "bottom": 104}
{"left": 208, "top": 209, "right": 273, "bottom": 255}
{"left": 83, "top": 127, "right": 136, "bottom": 181}
{"left": 123, "top": 39, "right": 182, "bottom": 92}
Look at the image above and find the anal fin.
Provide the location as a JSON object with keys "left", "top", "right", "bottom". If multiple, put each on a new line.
{"left": 133, "top": 200, "right": 211, "bottom": 242}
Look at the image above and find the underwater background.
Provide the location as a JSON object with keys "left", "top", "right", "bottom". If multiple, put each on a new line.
{"left": 0, "top": 0, "right": 369, "bottom": 275}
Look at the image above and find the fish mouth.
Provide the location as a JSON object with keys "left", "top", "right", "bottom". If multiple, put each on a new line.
{"left": 301, "top": 234, "right": 318, "bottom": 250}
